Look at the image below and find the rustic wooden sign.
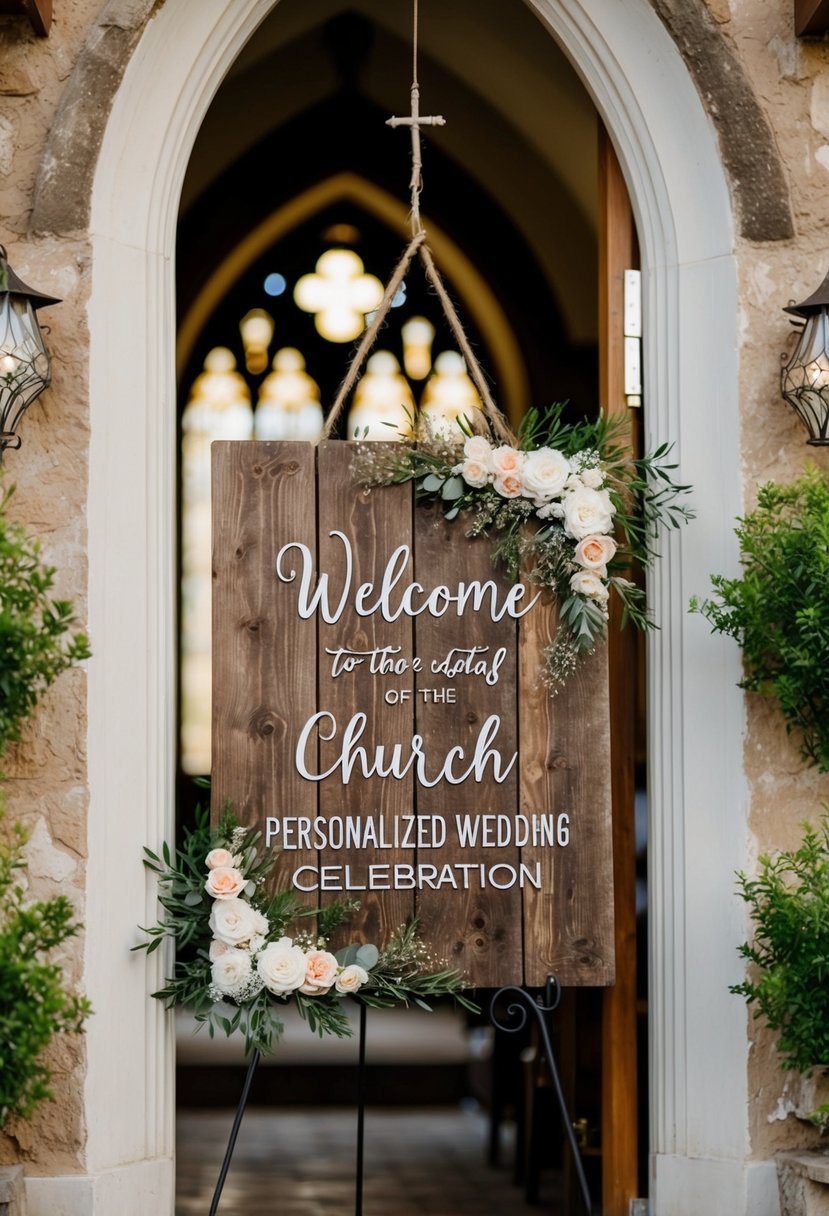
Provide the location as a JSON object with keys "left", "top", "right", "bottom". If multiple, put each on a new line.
{"left": 212, "top": 441, "right": 614, "bottom": 988}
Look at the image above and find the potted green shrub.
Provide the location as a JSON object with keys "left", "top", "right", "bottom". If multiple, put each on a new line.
{"left": 691, "top": 465, "right": 829, "bottom": 771}
{"left": 732, "top": 817, "right": 829, "bottom": 1215}
{"left": 0, "top": 483, "right": 91, "bottom": 1211}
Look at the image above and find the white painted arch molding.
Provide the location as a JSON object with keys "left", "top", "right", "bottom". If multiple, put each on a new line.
{"left": 73, "top": 2, "right": 762, "bottom": 1214}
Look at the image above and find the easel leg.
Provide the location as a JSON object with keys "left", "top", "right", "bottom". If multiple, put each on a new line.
{"left": 208, "top": 1048, "right": 261, "bottom": 1216}
{"left": 355, "top": 1003, "right": 368, "bottom": 1216}
{"left": 489, "top": 978, "right": 593, "bottom": 1215}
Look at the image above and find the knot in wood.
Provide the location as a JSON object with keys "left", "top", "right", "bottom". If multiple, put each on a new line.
{"left": 250, "top": 711, "right": 276, "bottom": 739}
{"left": 549, "top": 752, "right": 569, "bottom": 770}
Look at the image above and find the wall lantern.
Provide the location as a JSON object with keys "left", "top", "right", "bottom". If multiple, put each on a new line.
{"left": 780, "top": 270, "right": 829, "bottom": 445}
{"left": 0, "top": 0, "right": 52, "bottom": 37}
{"left": 0, "top": 246, "right": 60, "bottom": 461}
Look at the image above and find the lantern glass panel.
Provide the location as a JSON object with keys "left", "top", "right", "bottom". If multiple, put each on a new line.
{"left": 781, "top": 310, "right": 829, "bottom": 444}
{"left": 0, "top": 296, "right": 51, "bottom": 441}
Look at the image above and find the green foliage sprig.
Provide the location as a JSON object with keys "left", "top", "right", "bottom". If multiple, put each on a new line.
{"left": 0, "top": 483, "right": 91, "bottom": 757}
{"left": 731, "top": 816, "right": 829, "bottom": 1075}
{"left": 136, "top": 806, "right": 477, "bottom": 1056}
{"left": 0, "top": 811, "right": 91, "bottom": 1127}
{"left": 692, "top": 466, "right": 829, "bottom": 771}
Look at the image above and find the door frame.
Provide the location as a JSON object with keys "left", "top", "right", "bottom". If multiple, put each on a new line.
{"left": 39, "top": 1, "right": 758, "bottom": 1213}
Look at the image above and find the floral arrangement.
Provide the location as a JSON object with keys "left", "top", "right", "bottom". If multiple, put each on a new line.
{"left": 136, "top": 807, "right": 477, "bottom": 1054}
{"left": 354, "top": 405, "right": 693, "bottom": 692}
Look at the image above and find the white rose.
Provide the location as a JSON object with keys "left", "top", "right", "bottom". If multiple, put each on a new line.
{"left": 335, "top": 964, "right": 370, "bottom": 995}
{"left": 256, "top": 937, "right": 307, "bottom": 996}
{"left": 209, "top": 897, "right": 260, "bottom": 946}
{"left": 562, "top": 486, "right": 614, "bottom": 540}
{"left": 206, "top": 848, "right": 235, "bottom": 870}
{"left": 461, "top": 458, "right": 491, "bottom": 488}
{"left": 463, "top": 435, "right": 493, "bottom": 466}
{"left": 580, "top": 466, "right": 604, "bottom": 489}
{"left": 211, "top": 948, "right": 253, "bottom": 997}
{"left": 248, "top": 934, "right": 266, "bottom": 955}
{"left": 299, "top": 949, "right": 339, "bottom": 996}
{"left": 205, "top": 865, "right": 247, "bottom": 900}
{"left": 569, "top": 570, "right": 610, "bottom": 603}
{"left": 521, "top": 448, "right": 570, "bottom": 501}
{"left": 574, "top": 534, "right": 617, "bottom": 576}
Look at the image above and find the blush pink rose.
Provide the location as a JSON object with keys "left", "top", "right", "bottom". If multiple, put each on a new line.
{"left": 204, "top": 866, "right": 246, "bottom": 900}
{"left": 574, "top": 534, "right": 617, "bottom": 576}
{"left": 491, "top": 445, "right": 524, "bottom": 476}
{"left": 493, "top": 472, "right": 523, "bottom": 498}
{"left": 299, "top": 950, "right": 339, "bottom": 995}
{"left": 209, "top": 939, "right": 230, "bottom": 961}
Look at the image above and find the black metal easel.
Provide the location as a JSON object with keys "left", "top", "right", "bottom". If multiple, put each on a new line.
{"left": 207, "top": 979, "right": 593, "bottom": 1216}
{"left": 489, "top": 977, "right": 594, "bottom": 1215}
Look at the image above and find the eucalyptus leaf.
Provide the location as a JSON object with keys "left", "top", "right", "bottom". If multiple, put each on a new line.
{"left": 421, "top": 473, "right": 444, "bottom": 493}
{"left": 356, "top": 944, "right": 380, "bottom": 970}
{"left": 440, "top": 476, "right": 465, "bottom": 501}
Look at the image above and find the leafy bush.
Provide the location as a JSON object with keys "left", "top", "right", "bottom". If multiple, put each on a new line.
{"left": 0, "top": 483, "right": 90, "bottom": 757}
{"left": 731, "top": 817, "right": 829, "bottom": 1074}
{"left": 0, "top": 812, "right": 91, "bottom": 1126}
{"left": 692, "top": 466, "right": 829, "bottom": 771}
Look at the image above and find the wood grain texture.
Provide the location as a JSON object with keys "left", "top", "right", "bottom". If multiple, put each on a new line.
{"left": 519, "top": 598, "right": 614, "bottom": 988}
{"left": 413, "top": 503, "right": 521, "bottom": 987}
{"left": 316, "top": 442, "right": 416, "bottom": 943}
{"left": 211, "top": 442, "right": 318, "bottom": 893}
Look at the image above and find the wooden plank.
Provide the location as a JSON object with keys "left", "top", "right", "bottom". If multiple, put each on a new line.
{"left": 519, "top": 600, "right": 614, "bottom": 988}
{"left": 599, "top": 124, "right": 641, "bottom": 1216}
{"left": 413, "top": 504, "right": 521, "bottom": 987}
{"left": 315, "top": 441, "right": 416, "bottom": 944}
{"left": 211, "top": 441, "right": 318, "bottom": 895}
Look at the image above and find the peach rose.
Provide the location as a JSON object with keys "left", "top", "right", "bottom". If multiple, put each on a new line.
{"left": 493, "top": 472, "right": 523, "bottom": 498}
{"left": 574, "top": 534, "right": 617, "bottom": 576}
{"left": 209, "top": 938, "right": 230, "bottom": 961}
{"left": 300, "top": 949, "right": 339, "bottom": 995}
{"left": 206, "top": 847, "right": 235, "bottom": 870}
{"left": 205, "top": 866, "right": 246, "bottom": 900}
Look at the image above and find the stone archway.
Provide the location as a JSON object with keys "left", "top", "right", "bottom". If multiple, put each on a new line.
{"left": 25, "top": 2, "right": 770, "bottom": 1213}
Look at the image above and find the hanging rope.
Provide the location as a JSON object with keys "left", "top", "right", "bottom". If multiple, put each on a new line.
{"left": 320, "top": 0, "right": 517, "bottom": 446}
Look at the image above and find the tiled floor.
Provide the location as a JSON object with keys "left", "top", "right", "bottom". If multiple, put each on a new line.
{"left": 176, "top": 1107, "right": 561, "bottom": 1215}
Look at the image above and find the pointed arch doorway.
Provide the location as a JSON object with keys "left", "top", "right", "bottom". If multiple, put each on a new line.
{"left": 77, "top": 3, "right": 759, "bottom": 1215}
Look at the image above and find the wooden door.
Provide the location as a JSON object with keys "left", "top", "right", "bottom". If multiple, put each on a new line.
{"left": 599, "top": 125, "right": 642, "bottom": 1216}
